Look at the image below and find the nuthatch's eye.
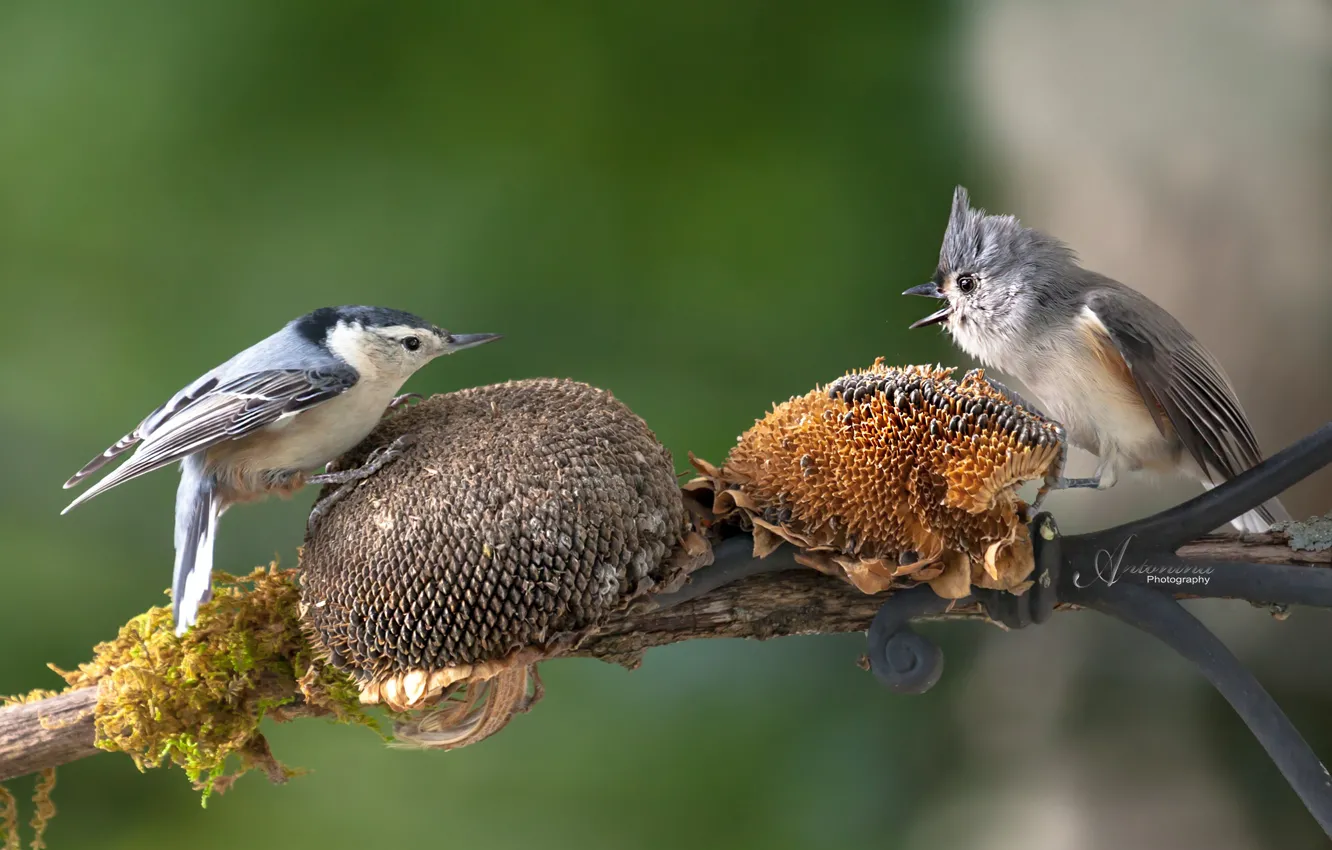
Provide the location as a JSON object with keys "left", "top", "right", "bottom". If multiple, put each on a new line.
{"left": 956, "top": 274, "right": 977, "bottom": 294}
{"left": 402, "top": 336, "right": 422, "bottom": 351}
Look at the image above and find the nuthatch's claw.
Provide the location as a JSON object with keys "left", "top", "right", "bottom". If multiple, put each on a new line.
{"left": 307, "top": 434, "right": 415, "bottom": 530}
{"left": 309, "top": 434, "right": 415, "bottom": 487}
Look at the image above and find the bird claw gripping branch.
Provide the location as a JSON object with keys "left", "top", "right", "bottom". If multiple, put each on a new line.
{"left": 387, "top": 392, "right": 424, "bottom": 414}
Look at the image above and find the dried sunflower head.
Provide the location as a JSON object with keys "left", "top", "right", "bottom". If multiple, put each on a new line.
{"left": 689, "top": 360, "right": 1062, "bottom": 598}
{"left": 300, "top": 378, "right": 708, "bottom": 747}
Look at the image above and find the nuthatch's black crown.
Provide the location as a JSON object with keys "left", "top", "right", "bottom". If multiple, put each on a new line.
{"left": 294, "top": 306, "right": 438, "bottom": 344}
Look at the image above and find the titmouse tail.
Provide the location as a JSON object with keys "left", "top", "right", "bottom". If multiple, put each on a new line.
{"left": 173, "top": 457, "right": 223, "bottom": 636}
{"left": 1199, "top": 479, "right": 1291, "bottom": 533}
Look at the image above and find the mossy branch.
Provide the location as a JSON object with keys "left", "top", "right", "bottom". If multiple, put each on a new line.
{"left": 3, "top": 527, "right": 1329, "bottom": 790}
{"left": 0, "top": 566, "right": 377, "bottom": 795}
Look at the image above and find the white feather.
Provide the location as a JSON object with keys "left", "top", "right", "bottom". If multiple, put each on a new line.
{"left": 174, "top": 492, "right": 221, "bottom": 636}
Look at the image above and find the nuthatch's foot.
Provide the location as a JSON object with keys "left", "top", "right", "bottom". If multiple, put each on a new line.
{"left": 387, "top": 393, "right": 424, "bottom": 415}
{"left": 308, "top": 434, "right": 415, "bottom": 488}
{"left": 307, "top": 434, "right": 415, "bottom": 530}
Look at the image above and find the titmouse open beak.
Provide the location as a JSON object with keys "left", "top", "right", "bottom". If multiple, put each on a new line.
{"left": 902, "top": 283, "right": 951, "bottom": 329}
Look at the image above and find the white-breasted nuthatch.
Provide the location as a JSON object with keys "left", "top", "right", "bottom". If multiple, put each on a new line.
{"left": 61, "top": 306, "right": 501, "bottom": 634}
{"left": 905, "top": 187, "right": 1289, "bottom": 532}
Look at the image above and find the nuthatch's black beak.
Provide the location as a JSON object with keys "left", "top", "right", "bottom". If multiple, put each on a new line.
{"left": 444, "top": 332, "right": 503, "bottom": 352}
{"left": 902, "top": 283, "right": 951, "bottom": 329}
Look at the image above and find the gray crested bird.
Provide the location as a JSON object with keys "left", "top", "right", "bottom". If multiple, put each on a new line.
{"left": 61, "top": 306, "right": 501, "bottom": 634}
{"left": 904, "top": 186, "right": 1289, "bottom": 532}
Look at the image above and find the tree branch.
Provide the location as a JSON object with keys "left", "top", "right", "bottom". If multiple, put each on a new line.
{"left": 0, "top": 689, "right": 98, "bottom": 783}
{"left": 2, "top": 529, "right": 1327, "bottom": 784}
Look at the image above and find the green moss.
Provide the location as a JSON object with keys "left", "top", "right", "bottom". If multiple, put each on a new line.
{"left": 48, "top": 564, "right": 381, "bottom": 804}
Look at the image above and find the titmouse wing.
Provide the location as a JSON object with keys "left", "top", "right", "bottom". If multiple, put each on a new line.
{"left": 1082, "top": 289, "right": 1270, "bottom": 488}
{"left": 61, "top": 365, "right": 358, "bottom": 512}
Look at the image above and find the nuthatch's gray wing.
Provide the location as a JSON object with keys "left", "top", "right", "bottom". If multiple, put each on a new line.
{"left": 62, "top": 365, "right": 358, "bottom": 514}
{"left": 61, "top": 373, "right": 223, "bottom": 491}
{"left": 1082, "top": 288, "right": 1288, "bottom": 525}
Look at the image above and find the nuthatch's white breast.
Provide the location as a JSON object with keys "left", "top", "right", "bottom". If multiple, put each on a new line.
{"left": 905, "top": 187, "right": 1288, "bottom": 532}
{"left": 61, "top": 306, "right": 501, "bottom": 634}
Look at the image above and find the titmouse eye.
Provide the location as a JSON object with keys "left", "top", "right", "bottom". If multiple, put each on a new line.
{"left": 956, "top": 274, "right": 977, "bottom": 294}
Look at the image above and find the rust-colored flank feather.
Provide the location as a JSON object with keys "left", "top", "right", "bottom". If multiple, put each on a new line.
{"left": 689, "top": 360, "right": 1064, "bottom": 599}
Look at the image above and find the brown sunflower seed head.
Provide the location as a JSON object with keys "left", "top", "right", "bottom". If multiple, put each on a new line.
{"left": 299, "top": 378, "right": 699, "bottom": 714}
{"left": 698, "top": 360, "right": 1063, "bottom": 596}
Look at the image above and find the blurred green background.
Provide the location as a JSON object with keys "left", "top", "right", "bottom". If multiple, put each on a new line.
{"left": 2, "top": 1, "right": 1329, "bottom": 848}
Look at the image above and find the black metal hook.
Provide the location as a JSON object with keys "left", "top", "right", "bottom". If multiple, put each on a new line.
{"left": 1073, "top": 579, "right": 1332, "bottom": 836}
{"left": 865, "top": 585, "right": 950, "bottom": 693}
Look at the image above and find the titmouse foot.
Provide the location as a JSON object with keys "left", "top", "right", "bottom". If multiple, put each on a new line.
{"left": 1029, "top": 471, "right": 1112, "bottom": 517}
{"left": 307, "top": 434, "right": 415, "bottom": 529}
{"left": 1043, "top": 457, "right": 1116, "bottom": 494}
{"left": 963, "top": 370, "right": 1049, "bottom": 419}
{"left": 965, "top": 371, "right": 1071, "bottom": 515}
{"left": 1051, "top": 476, "right": 1105, "bottom": 490}
{"left": 1027, "top": 421, "right": 1070, "bottom": 515}
{"left": 387, "top": 393, "right": 424, "bottom": 415}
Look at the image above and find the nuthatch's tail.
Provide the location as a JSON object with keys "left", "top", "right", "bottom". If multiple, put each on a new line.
{"left": 173, "top": 458, "right": 223, "bottom": 636}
